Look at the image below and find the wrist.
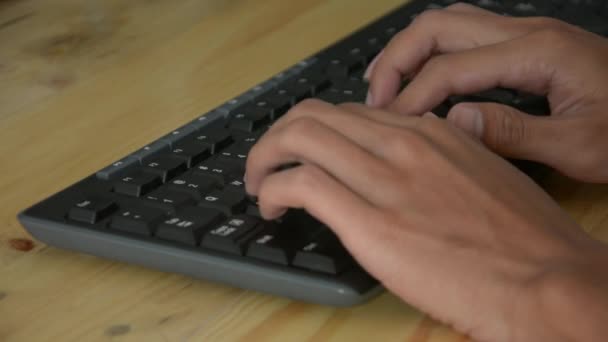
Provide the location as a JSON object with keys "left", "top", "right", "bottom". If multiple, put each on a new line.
{"left": 534, "top": 244, "right": 608, "bottom": 341}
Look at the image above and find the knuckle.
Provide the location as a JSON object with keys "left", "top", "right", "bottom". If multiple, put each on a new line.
{"left": 385, "top": 128, "right": 429, "bottom": 159}
{"left": 446, "top": 2, "right": 476, "bottom": 11}
{"left": 529, "top": 27, "right": 573, "bottom": 51}
{"left": 423, "top": 54, "right": 451, "bottom": 74}
{"left": 412, "top": 9, "right": 444, "bottom": 27}
{"left": 292, "top": 164, "right": 324, "bottom": 192}
{"left": 418, "top": 113, "right": 445, "bottom": 131}
{"left": 280, "top": 117, "right": 319, "bottom": 148}
{"left": 485, "top": 107, "right": 526, "bottom": 149}
{"left": 257, "top": 181, "right": 274, "bottom": 206}
{"left": 529, "top": 17, "right": 568, "bottom": 32}
{"left": 289, "top": 98, "right": 324, "bottom": 117}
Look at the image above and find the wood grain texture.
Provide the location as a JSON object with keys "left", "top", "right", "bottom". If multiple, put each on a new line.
{"left": 0, "top": 0, "right": 607, "bottom": 341}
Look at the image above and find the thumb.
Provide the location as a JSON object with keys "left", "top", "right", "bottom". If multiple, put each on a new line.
{"left": 447, "top": 102, "right": 556, "bottom": 160}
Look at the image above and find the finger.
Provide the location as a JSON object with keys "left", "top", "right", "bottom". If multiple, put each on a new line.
{"left": 388, "top": 32, "right": 560, "bottom": 116}
{"left": 367, "top": 9, "right": 536, "bottom": 108}
{"left": 255, "top": 163, "right": 421, "bottom": 291}
{"left": 443, "top": 2, "right": 500, "bottom": 15}
{"left": 256, "top": 163, "right": 380, "bottom": 240}
{"left": 362, "top": 3, "right": 499, "bottom": 85}
{"left": 338, "top": 102, "right": 419, "bottom": 127}
{"left": 270, "top": 100, "right": 394, "bottom": 154}
{"left": 280, "top": 101, "right": 438, "bottom": 133}
{"left": 336, "top": 102, "right": 479, "bottom": 161}
{"left": 446, "top": 101, "right": 578, "bottom": 168}
{"left": 363, "top": 50, "right": 384, "bottom": 81}
{"left": 245, "top": 115, "right": 393, "bottom": 205}
{"left": 271, "top": 100, "right": 445, "bottom": 163}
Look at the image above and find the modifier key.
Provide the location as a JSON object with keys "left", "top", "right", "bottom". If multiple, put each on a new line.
{"left": 292, "top": 230, "right": 353, "bottom": 274}
{"left": 110, "top": 207, "right": 164, "bottom": 236}
{"left": 201, "top": 215, "right": 261, "bottom": 255}
{"left": 68, "top": 197, "right": 118, "bottom": 224}
{"left": 156, "top": 207, "right": 224, "bottom": 245}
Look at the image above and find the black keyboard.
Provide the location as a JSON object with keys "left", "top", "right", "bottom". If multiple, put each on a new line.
{"left": 18, "top": 0, "right": 608, "bottom": 306}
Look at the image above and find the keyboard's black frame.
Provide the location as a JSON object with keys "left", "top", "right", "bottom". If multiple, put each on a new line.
{"left": 18, "top": 1, "right": 427, "bottom": 307}
{"left": 18, "top": 0, "right": 608, "bottom": 306}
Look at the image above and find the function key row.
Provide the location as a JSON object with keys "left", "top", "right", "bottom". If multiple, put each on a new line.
{"left": 97, "top": 57, "right": 376, "bottom": 182}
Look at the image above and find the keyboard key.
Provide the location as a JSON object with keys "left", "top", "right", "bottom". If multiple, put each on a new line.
{"left": 143, "top": 189, "right": 195, "bottom": 213}
{"left": 130, "top": 141, "right": 171, "bottom": 162}
{"left": 293, "top": 230, "right": 353, "bottom": 274}
{"left": 249, "top": 98, "right": 290, "bottom": 121}
{"left": 234, "top": 132, "right": 262, "bottom": 148}
{"left": 96, "top": 156, "right": 140, "bottom": 180}
{"left": 201, "top": 215, "right": 261, "bottom": 255}
{"left": 241, "top": 81, "right": 275, "bottom": 101}
{"left": 193, "top": 127, "right": 234, "bottom": 154}
{"left": 169, "top": 141, "right": 211, "bottom": 167}
{"left": 228, "top": 107, "right": 271, "bottom": 132}
{"left": 68, "top": 197, "right": 118, "bottom": 224}
{"left": 217, "top": 144, "right": 248, "bottom": 168}
{"left": 198, "top": 189, "right": 247, "bottom": 215}
{"left": 156, "top": 207, "right": 224, "bottom": 245}
{"left": 246, "top": 223, "right": 291, "bottom": 265}
{"left": 109, "top": 207, "right": 164, "bottom": 236}
{"left": 316, "top": 86, "right": 366, "bottom": 104}
{"left": 190, "top": 110, "right": 227, "bottom": 130}
{"left": 142, "top": 156, "right": 188, "bottom": 183}
{"left": 325, "top": 57, "right": 364, "bottom": 78}
{"left": 283, "top": 73, "right": 330, "bottom": 98}
{"left": 159, "top": 125, "right": 198, "bottom": 147}
{"left": 266, "top": 87, "right": 302, "bottom": 107}
{"left": 216, "top": 96, "right": 249, "bottom": 115}
{"left": 225, "top": 177, "right": 246, "bottom": 192}
{"left": 193, "top": 158, "right": 242, "bottom": 184}
{"left": 114, "top": 172, "right": 162, "bottom": 197}
{"left": 167, "top": 173, "right": 217, "bottom": 199}
{"left": 246, "top": 217, "right": 321, "bottom": 265}
{"left": 511, "top": 92, "right": 550, "bottom": 116}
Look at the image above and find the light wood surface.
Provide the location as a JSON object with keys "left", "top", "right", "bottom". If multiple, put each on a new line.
{"left": 1, "top": 0, "right": 608, "bottom": 341}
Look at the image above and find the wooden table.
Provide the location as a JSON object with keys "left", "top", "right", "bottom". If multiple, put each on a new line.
{"left": 2, "top": 0, "right": 608, "bottom": 340}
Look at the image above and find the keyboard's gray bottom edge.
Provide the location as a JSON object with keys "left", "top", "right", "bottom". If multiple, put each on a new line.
{"left": 18, "top": 214, "right": 383, "bottom": 307}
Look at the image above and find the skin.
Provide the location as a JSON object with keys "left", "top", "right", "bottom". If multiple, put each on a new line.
{"left": 245, "top": 3, "right": 608, "bottom": 341}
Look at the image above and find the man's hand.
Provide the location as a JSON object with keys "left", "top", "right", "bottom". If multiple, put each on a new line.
{"left": 366, "top": 3, "right": 608, "bottom": 183}
{"left": 245, "top": 99, "right": 608, "bottom": 341}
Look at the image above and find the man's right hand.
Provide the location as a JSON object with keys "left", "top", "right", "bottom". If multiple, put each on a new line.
{"left": 365, "top": 3, "right": 608, "bottom": 183}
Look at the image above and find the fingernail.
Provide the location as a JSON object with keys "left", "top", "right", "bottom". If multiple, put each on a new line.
{"left": 423, "top": 112, "right": 438, "bottom": 118}
{"left": 365, "top": 90, "right": 374, "bottom": 106}
{"left": 450, "top": 105, "right": 484, "bottom": 139}
{"left": 363, "top": 50, "right": 383, "bottom": 81}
